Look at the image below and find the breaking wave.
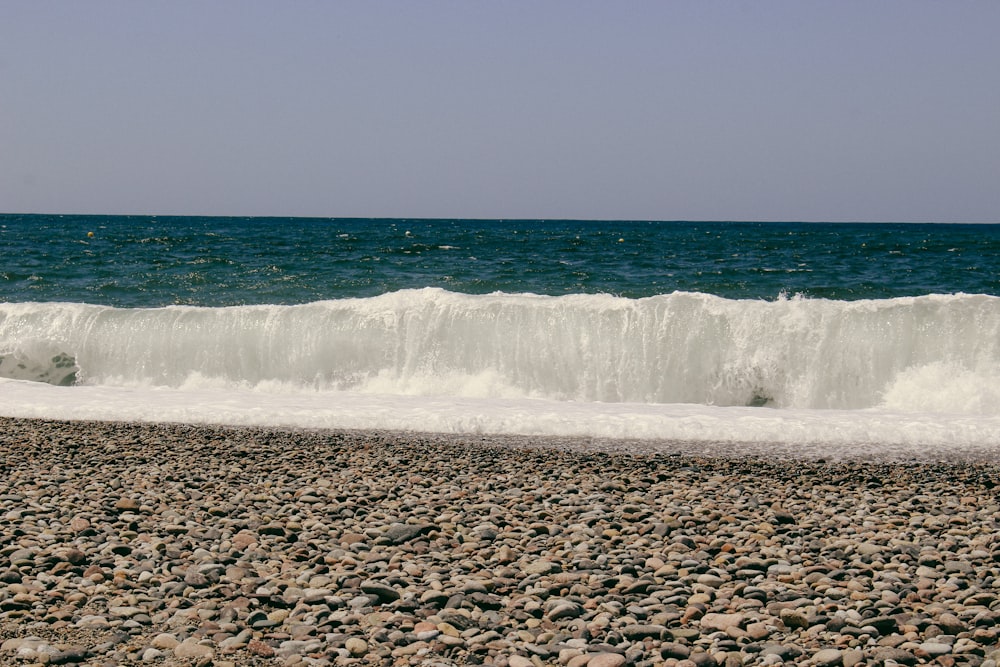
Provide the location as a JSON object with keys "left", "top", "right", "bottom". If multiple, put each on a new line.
{"left": 3, "top": 289, "right": 999, "bottom": 415}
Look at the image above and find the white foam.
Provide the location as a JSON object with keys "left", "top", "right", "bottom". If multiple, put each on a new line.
{"left": 4, "top": 290, "right": 1000, "bottom": 413}
{"left": 3, "top": 289, "right": 1000, "bottom": 458}
{"left": 880, "top": 361, "right": 1000, "bottom": 415}
{"left": 1, "top": 378, "right": 998, "bottom": 459}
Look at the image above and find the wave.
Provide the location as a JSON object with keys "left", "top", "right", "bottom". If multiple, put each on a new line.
{"left": 2, "top": 289, "right": 999, "bottom": 415}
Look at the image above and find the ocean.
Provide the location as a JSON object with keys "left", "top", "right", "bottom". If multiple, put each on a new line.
{"left": 2, "top": 214, "right": 999, "bottom": 458}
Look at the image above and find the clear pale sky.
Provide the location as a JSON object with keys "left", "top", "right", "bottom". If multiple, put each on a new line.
{"left": 2, "top": 2, "right": 998, "bottom": 222}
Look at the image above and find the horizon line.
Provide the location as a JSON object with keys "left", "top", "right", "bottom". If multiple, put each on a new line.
{"left": 2, "top": 212, "right": 997, "bottom": 225}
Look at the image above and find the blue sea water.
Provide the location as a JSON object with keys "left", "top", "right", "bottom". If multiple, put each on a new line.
{"left": 2, "top": 214, "right": 999, "bottom": 456}
{"left": 2, "top": 215, "right": 999, "bottom": 306}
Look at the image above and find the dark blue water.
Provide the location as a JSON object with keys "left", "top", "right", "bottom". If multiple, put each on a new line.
{"left": 2, "top": 214, "right": 998, "bottom": 307}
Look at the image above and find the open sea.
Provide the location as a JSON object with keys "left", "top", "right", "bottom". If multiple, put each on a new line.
{"left": 2, "top": 214, "right": 999, "bottom": 458}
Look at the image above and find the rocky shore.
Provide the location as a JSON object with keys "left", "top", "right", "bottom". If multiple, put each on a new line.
{"left": 1, "top": 417, "right": 999, "bottom": 667}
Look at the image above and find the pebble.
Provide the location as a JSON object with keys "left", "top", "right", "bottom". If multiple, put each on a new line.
{"left": 345, "top": 637, "right": 368, "bottom": 656}
{"left": 701, "top": 613, "right": 745, "bottom": 633}
{"left": 1, "top": 417, "right": 1000, "bottom": 666}
{"left": 172, "top": 637, "right": 214, "bottom": 660}
{"left": 150, "top": 633, "right": 179, "bottom": 649}
{"left": 919, "top": 641, "right": 953, "bottom": 656}
{"left": 508, "top": 656, "right": 535, "bottom": 667}
{"left": 587, "top": 653, "right": 628, "bottom": 667}
{"left": 812, "top": 648, "right": 843, "bottom": 666}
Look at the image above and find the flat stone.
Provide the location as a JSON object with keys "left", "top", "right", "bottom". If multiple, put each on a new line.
{"left": 760, "top": 643, "right": 803, "bottom": 660}
{"left": 173, "top": 638, "right": 213, "bottom": 660}
{"left": 76, "top": 615, "right": 110, "bottom": 629}
{"left": 114, "top": 497, "right": 141, "bottom": 512}
{"left": 523, "top": 560, "right": 561, "bottom": 575}
{"left": 856, "top": 542, "right": 883, "bottom": 556}
{"left": 746, "top": 622, "right": 772, "bottom": 640}
{"left": 231, "top": 530, "right": 257, "bottom": 549}
{"left": 108, "top": 606, "right": 143, "bottom": 618}
{"left": 437, "top": 622, "right": 462, "bottom": 637}
{"left": 919, "top": 642, "right": 952, "bottom": 657}
{"left": 1, "top": 638, "right": 33, "bottom": 652}
{"left": 7, "top": 547, "right": 36, "bottom": 564}
{"left": 587, "top": 653, "right": 627, "bottom": 667}
{"left": 936, "top": 613, "right": 966, "bottom": 634}
{"left": 47, "top": 647, "right": 92, "bottom": 665}
{"left": 275, "top": 640, "right": 322, "bottom": 658}
{"left": 871, "top": 647, "right": 917, "bottom": 665}
{"left": 697, "top": 573, "right": 726, "bottom": 588}
{"left": 258, "top": 523, "right": 286, "bottom": 536}
{"left": 547, "top": 601, "right": 584, "bottom": 620}
{"left": 383, "top": 523, "right": 431, "bottom": 544}
{"left": 184, "top": 570, "right": 210, "bottom": 587}
{"left": 150, "top": 633, "right": 179, "bottom": 649}
{"left": 360, "top": 580, "right": 400, "bottom": 602}
{"left": 813, "top": 648, "right": 843, "bottom": 666}
{"left": 842, "top": 649, "right": 866, "bottom": 667}
{"left": 689, "top": 653, "right": 721, "bottom": 667}
{"left": 621, "top": 624, "right": 667, "bottom": 640}
{"left": 661, "top": 643, "right": 691, "bottom": 659}
{"left": 701, "top": 613, "right": 745, "bottom": 632}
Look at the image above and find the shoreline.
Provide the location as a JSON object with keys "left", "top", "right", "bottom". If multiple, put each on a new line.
{"left": 3, "top": 410, "right": 998, "bottom": 463}
{"left": 2, "top": 417, "right": 999, "bottom": 666}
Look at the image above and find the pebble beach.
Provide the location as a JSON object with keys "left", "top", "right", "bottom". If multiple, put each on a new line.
{"left": 2, "top": 417, "right": 999, "bottom": 667}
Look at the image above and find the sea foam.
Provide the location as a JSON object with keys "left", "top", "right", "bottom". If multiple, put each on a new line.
{"left": 3, "top": 289, "right": 998, "bottom": 414}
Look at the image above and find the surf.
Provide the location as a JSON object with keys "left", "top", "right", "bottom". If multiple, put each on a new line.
{"left": 2, "top": 289, "right": 999, "bottom": 415}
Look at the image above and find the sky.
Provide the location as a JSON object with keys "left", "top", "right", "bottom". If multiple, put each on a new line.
{"left": 1, "top": 2, "right": 998, "bottom": 222}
